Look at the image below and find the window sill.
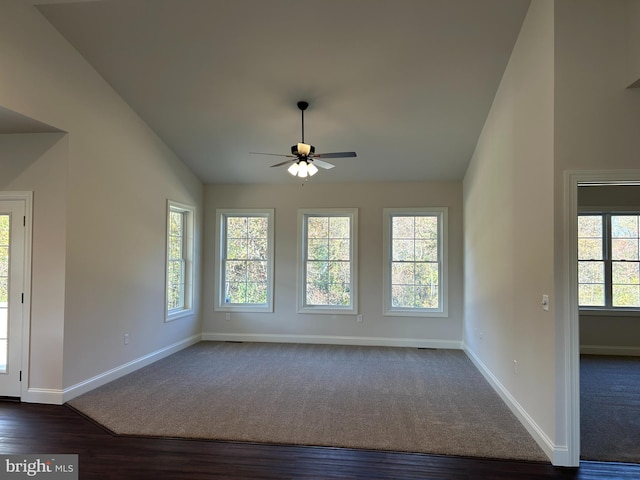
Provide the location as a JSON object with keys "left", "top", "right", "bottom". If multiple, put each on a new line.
{"left": 216, "top": 305, "right": 273, "bottom": 313}
{"left": 384, "top": 308, "right": 448, "bottom": 318}
{"left": 166, "top": 308, "right": 195, "bottom": 322}
{"left": 297, "top": 306, "right": 357, "bottom": 315}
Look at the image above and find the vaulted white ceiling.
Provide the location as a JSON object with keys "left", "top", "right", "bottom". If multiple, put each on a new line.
{"left": 0, "top": 106, "right": 62, "bottom": 134}
{"left": 30, "top": 0, "right": 530, "bottom": 184}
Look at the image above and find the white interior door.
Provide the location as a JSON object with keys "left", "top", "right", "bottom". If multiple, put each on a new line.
{"left": 0, "top": 199, "right": 25, "bottom": 398}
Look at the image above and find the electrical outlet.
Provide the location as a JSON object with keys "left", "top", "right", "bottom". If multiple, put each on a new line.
{"left": 124, "top": 333, "right": 129, "bottom": 345}
{"left": 356, "top": 314, "right": 363, "bottom": 323}
{"left": 225, "top": 312, "right": 231, "bottom": 320}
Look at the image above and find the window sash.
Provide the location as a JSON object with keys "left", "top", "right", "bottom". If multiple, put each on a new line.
{"left": 216, "top": 210, "right": 274, "bottom": 312}
{"left": 578, "top": 213, "right": 640, "bottom": 309}
{"left": 167, "top": 210, "right": 186, "bottom": 313}
{"left": 166, "top": 201, "right": 195, "bottom": 320}
{"left": 298, "top": 209, "right": 358, "bottom": 313}
{"left": 383, "top": 208, "right": 448, "bottom": 317}
{"left": 167, "top": 259, "right": 185, "bottom": 310}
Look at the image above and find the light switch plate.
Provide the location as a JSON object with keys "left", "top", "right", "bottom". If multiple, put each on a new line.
{"left": 542, "top": 294, "right": 550, "bottom": 311}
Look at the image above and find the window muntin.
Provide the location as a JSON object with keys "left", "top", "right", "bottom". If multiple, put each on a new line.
{"left": 299, "top": 209, "right": 358, "bottom": 314}
{"left": 383, "top": 208, "right": 448, "bottom": 317}
{"left": 578, "top": 213, "right": 640, "bottom": 309}
{"left": 216, "top": 209, "right": 274, "bottom": 312}
{"left": 166, "top": 201, "right": 195, "bottom": 320}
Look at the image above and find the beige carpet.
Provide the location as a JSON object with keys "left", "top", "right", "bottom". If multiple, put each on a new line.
{"left": 68, "top": 342, "right": 547, "bottom": 462}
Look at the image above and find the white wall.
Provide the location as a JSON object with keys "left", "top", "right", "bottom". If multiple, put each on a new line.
{"left": 203, "top": 182, "right": 463, "bottom": 348}
{"left": 627, "top": 0, "right": 640, "bottom": 87}
{"left": 0, "top": 133, "right": 68, "bottom": 390}
{"left": 0, "top": 0, "right": 203, "bottom": 399}
{"left": 463, "top": 0, "right": 556, "bottom": 459}
{"left": 579, "top": 185, "right": 640, "bottom": 208}
{"left": 554, "top": 1, "right": 640, "bottom": 174}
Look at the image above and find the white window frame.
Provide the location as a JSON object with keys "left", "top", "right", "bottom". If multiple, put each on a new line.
{"left": 297, "top": 208, "right": 358, "bottom": 315}
{"left": 578, "top": 208, "right": 640, "bottom": 313}
{"left": 383, "top": 207, "right": 448, "bottom": 317}
{"left": 166, "top": 200, "right": 195, "bottom": 322}
{"left": 215, "top": 209, "right": 274, "bottom": 313}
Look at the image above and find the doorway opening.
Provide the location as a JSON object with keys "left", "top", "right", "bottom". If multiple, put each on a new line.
{"left": 0, "top": 192, "right": 32, "bottom": 400}
{"left": 577, "top": 183, "right": 640, "bottom": 462}
{"left": 564, "top": 170, "right": 640, "bottom": 466}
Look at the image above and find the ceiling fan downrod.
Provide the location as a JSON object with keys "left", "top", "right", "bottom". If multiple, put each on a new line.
{"left": 297, "top": 101, "right": 308, "bottom": 144}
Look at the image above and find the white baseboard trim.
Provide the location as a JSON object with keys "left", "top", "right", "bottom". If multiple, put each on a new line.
{"left": 580, "top": 345, "right": 640, "bottom": 356}
{"left": 22, "top": 388, "right": 65, "bottom": 405}
{"left": 463, "top": 345, "right": 556, "bottom": 464}
{"left": 60, "top": 334, "right": 201, "bottom": 403}
{"left": 202, "top": 332, "right": 462, "bottom": 350}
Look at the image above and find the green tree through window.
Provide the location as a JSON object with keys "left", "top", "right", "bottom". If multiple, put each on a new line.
{"left": 383, "top": 207, "right": 448, "bottom": 317}
{"left": 578, "top": 215, "right": 605, "bottom": 306}
{"left": 224, "top": 216, "right": 269, "bottom": 304}
{"left": 305, "top": 215, "right": 351, "bottom": 306}
{"left": 217, "top": 209, "right": 274, "bottom": 312}
{"left": 578, "top": 213, "right": 640, "bottom": 308}
{"left": 391, "top": 215, "right": 439, "bottom": 308}
{"left": 167, "top": 210, "right": 185, "bottom": 310}
{"left": 166, "top": 200, "right": 195, "bottom": 320}
{"left": 298, "top": 209, "right": 358, "bottom": 313}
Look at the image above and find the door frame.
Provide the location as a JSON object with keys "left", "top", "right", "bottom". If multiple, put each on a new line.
{"left": 563, "top": 170, "right": 640, "bottom": 466}
{"left": 0, "top": 191, "right": 32, "bottom": 400}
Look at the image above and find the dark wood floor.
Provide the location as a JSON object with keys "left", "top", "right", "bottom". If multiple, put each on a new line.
{"left": 1, "top": 403, "right": 639, "bottom": 479}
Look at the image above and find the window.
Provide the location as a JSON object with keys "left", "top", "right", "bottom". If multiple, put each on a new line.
{"left": 578, "top": 213, "right": 640, "bottom": 309}
{"left": 383, "top": 208, "right": 448, "bottom": 317}
{"left": 298, "top": 209, "right": 358, "bottom": 314}
{"left": 166, "top": 201, "right": 195, "bottom": 321}
{"left": 216, "top": 209, "right": 274, "bottom": 312}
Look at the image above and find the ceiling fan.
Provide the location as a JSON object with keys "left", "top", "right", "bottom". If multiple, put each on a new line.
{"left": 251, "top": 101, "right": 357, "bottom": 178}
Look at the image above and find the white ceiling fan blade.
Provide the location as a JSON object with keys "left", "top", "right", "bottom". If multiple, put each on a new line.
{"left": 313, "top": 159, "right": 335, "bottom": 169}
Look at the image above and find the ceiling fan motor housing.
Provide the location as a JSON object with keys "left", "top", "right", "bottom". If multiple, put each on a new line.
{"left": 291, "top": 143, "right": 315, "bottom": 157}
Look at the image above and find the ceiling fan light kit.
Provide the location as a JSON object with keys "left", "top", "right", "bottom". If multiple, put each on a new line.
{"left": 288, "top": 159, "right": 318, "bottom": 178}
{"left": 251, "top": 101, "right": 357, "bottom": 178}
